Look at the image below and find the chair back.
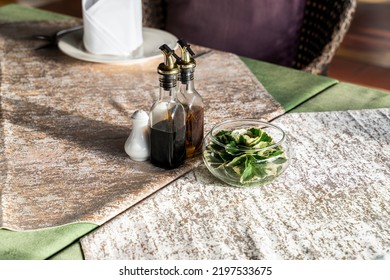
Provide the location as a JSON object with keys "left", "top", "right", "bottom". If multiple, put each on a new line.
{"left": 293, "top": 0, "right": 357, "bottom": 74}
{"left": 141, "top": 0, "right": 357, "bottom": 75}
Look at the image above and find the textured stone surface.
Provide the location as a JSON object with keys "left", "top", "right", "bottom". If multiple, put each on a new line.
{"left": 0, "top": 20, "right": 283, "bottom": 230}
{"left": 81, "top": 109, "right": 390, "bottom": 260}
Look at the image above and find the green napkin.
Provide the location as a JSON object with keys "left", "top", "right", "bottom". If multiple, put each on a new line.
{"left": 0, "top": 223, "right": 97, "bottom": 260}
{"left": 292, "top": 82, "right": 390, "bottom": 112}
{"left": 241, "top": 57, "right": 339, "bottom": 112}
{"left": 0, "top": 4, "right": 71, "bottom": 21}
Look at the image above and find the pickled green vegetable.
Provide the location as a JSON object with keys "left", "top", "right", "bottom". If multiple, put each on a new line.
{"left": 204, "top": 127, "right": 287, "bottom": 185}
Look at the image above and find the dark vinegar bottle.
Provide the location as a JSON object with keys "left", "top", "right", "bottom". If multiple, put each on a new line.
{"left": 149, "top": 45, "right": 186, "bottom": 169}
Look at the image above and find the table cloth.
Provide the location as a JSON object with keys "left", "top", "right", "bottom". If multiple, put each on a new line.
{"left": 0, "top": 11, "right": 283, "bottom": 259}
{"left": 0, "top": 18, "right": 285, "bottom": 231}
{"left": 0, "top": 3, "right": 71, "bottom": 21}
{"left": 0, "top": 4, "right": 389, "bottom": 260}
{"left": 81, "top": 108, "right": 390, "bottom": 260}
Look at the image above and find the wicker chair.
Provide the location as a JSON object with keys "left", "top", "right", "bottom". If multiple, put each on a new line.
{"left": 142, "top": 0, "right": 357, "bottom": 75}
{"left": 292, "top": 0, "right": 357, "bottom": 74}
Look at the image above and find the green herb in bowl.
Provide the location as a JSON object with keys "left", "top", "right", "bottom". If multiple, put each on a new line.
{"left": 202, "top": 120, "right": 291, "bottom": 187}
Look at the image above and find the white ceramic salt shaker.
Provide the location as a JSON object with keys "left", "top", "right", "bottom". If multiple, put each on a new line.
{"left": 124, "top": 110, "right": 150, "bottom": 161}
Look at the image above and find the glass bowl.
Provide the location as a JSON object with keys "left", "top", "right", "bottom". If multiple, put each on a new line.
{"left": 202, "top": 119, "right": 292, "bottom": 187}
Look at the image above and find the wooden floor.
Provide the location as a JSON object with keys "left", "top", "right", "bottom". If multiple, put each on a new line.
{"left": 2, "top": 0, "right": 390, "bottom": 92}
{"left": 327, "top": 1, "right": 390, "bottom": 91}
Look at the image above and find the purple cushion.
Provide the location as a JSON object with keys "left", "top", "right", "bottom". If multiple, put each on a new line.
{"left": 165, "top": 0, "right": 306, "bottom": 67}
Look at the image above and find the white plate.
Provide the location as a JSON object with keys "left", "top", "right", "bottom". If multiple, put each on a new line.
{"left": 58, "top": 27, "right": 178, "bottom": 64}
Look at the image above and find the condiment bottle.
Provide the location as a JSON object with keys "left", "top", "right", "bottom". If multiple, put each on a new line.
{"left": 149, "top": 44, "right": 186, "bottom": 169}
{"left": 177, "top": 39, "right": 204, "bottom": 158}
{"left": 124, "top": 110, "right": 150, "bottom": 161}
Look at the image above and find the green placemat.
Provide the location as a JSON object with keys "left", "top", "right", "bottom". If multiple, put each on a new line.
{"left": 49, "top": 241, "right": 86, "bottom": 260}
{"left": 0, "top": 3, "right": 71, "bottom": 21}
{"left": 241, "top": 57, "right": 339, "bottom": 112}
{"left": 0, "top": 223, "right": 97, "bottom": 260}
{"left": 292, "top": 82, "right": 390, "bottom": 112}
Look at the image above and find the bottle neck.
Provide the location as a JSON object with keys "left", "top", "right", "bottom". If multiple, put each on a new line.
{"left": 159, "top": 73, "right": 177, "bottom": 91}
{"left": 159, "top": 74, "right": 178, "bottom": 100}
{"left": 182, "top": 79, "right": 195, "bottom": 92}
{"left": 180, "top": 70, "right": 194, "bottom": 85}
{"left": 159, "top": 86, "right": 178, "bottom": 101}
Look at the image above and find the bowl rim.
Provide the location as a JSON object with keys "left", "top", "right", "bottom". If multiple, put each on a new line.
{"left": 208, "top": 119, "right": 286, "bottom": 152}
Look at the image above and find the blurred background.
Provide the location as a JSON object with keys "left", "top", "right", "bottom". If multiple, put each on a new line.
{"left": 1, "top": 0, "right": 389, "bottom": 91}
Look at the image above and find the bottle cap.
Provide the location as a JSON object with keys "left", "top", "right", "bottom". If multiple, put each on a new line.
{"left": 157, "top": 44, "right": 180, "bottom": 75}
{"left": 177, "top": 39, "right": 196, "bottom": 70}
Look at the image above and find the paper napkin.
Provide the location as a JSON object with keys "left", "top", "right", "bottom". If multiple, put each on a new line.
{"left": 82, "top": 0, "right": 143, "bottom": 55}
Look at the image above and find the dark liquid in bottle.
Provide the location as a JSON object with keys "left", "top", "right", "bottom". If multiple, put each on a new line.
{"left": 150, "top": 120, "right": 186, "bottom": 169}
{"left": 184, "top": 105, "right": 204, "bottom": 158}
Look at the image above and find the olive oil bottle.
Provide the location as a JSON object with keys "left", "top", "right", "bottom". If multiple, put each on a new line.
{"left": 177, "top": 39, "right": 204, "bottom": 158}
{"left": 149, "top": 45, "right": 186, "bottom": 169}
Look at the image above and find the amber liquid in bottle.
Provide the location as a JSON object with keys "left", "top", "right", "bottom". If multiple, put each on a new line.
{"left": 150, "top": 120, "right": 186, "bottom": 169}
{"left": 184, "top": 105, "right": 204, "bottom": 157}
{"left": 176, "top": 40, "right": 204, "bottom": 159}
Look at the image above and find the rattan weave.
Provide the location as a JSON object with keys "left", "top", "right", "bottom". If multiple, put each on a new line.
{"left": 293, "top": 0, "right": 357, "bottom": 74}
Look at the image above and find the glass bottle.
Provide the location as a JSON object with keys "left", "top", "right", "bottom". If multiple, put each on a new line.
{"left": 149, "top": 44, "right": 186, "bottom": 169}
{"left": 177, "top": 39, "right": 204, "bottom": 158}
